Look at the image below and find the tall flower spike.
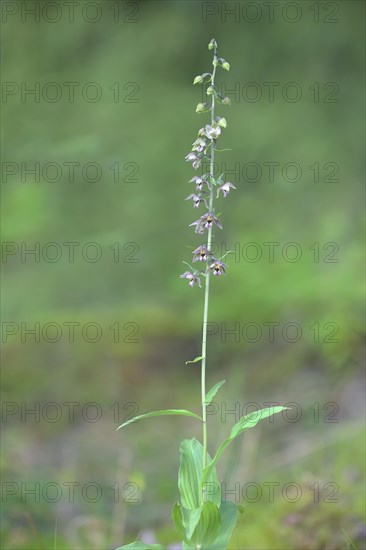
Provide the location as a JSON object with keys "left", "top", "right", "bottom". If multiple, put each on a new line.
{"left": 180, "top": 40, "right": 234, "bottom": 489}
{"left": 182, "top": 39, "right": 232, "bottom": 286}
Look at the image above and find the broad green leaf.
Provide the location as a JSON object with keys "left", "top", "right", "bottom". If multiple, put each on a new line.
{"left": 117, "top": 409, "right": 202, "bottom": 430}
{"left": 178, "top": 439, "right": 206, "bottom": 509}
{"left": 181, "top": 502, "right": 241, "bottom": 550}
{"left": 190, "top": 501, "right": 221, "bottom": 547}
{"left": 185, "top": 356, "right": 203, "bottom": 364}
{"left": 116, "top": 543, "right": 164, "bottom": 549}
{"left": 181, "top": 506, "right": 202, "bottom": 541}
{"left": 205, "top": 380, "right": 226, "bottom": 405}
{"left": 202, "top": 407, "right": 287, "bottom": 484}
{"left": 172, "top": 502, "right": 190, "bottom": 543}
{"left": 174, "top": 502, "right": 221, "bottom": 547}
{"left": 209, "top": 501, "right": 242, "bottom": 549}
{"left": 178, "top": 438, "right": 221, "bottom": 510}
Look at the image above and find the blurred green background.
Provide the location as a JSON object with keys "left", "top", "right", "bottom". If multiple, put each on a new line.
{"left": 1, "top": 1, "right": 365, "bottom": 549}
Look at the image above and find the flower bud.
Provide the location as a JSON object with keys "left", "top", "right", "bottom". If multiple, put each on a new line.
{"left": 193, "top": 75, "right": 204, "bottom": 85}
{"left": 222, "top": 62, "right": 230, "bottom": 71}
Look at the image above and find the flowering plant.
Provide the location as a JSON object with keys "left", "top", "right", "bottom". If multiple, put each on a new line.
{"left": 117, "top": 39, "right": 287, "bottom": 550}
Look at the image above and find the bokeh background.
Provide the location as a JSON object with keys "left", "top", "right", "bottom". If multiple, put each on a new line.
{"left": 1, "top": 1, "right": 365, "bottom": 549}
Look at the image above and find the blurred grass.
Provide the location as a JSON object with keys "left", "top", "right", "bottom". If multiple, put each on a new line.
{"left": 1, "top": 0, "right": 365, "bottom": 548}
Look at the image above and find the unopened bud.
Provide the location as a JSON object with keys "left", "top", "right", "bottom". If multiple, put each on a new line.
{"left": 193, "top": 75, "right": 204, "bottom": 85}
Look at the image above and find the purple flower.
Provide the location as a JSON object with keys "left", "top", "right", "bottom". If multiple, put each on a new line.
{"left": 204, "top": 123, "right": 221, "bottom": 140}
{"left": 189, "top": 212, "right": 223, "bottom": 234}
{"left": 209, "top": 260, "right": 227, "bottom": 276}
{"left": 217, "top": 182, "right": 236, "bottom": 198}
{"left": 180, "top": 271, "right": 202, "bottom": 287}
{"left": 185, "top": 152, "right": 202, "bottom": 170}
{"left": 192, "top": 246, "right": 213, "bottom": 262}
{"left": 189, "top": 176, "right": 210, "bottom": 192}
{"left": 185, "top": 194, "right": 208, "bottom": 209}
{"left": 192, "top": 138, "right": 208, "bottom": 153}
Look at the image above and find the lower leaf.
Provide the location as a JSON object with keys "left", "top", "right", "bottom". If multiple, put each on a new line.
{"left": 178, "top": 438, "right": 221, "bottom": 510}
{"left": 172, "top": 502, "right": 190, "bottom": 544}
{"left": 191, "top": 501, "right": 221, "bottom": 546}
{"left": 180, "top": 501, "right": 242, "bottom": 550}
{"left": 209, "top": 501, "right": 242, "bottom": 549}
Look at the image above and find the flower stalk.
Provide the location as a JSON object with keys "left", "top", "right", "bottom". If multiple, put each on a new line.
{"left": 182, "top": 38, "right": 233, "bottom": 502}
{"left": 201, "top": 41, "right": 218, "bottom": 476}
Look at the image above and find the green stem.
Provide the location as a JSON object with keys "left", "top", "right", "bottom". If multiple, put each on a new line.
{"left": 201, "top": 45, "right": 217, "bottom": 500}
